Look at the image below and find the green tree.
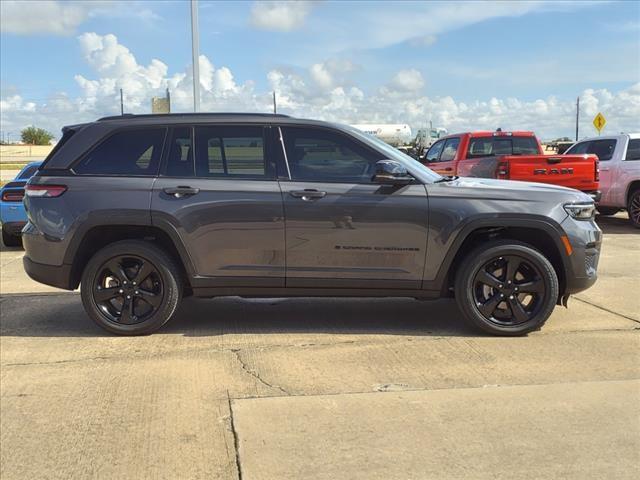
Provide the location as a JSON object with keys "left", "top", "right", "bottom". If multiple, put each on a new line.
{"left": 20, "top": 126, "right": 54, "bottom": 145}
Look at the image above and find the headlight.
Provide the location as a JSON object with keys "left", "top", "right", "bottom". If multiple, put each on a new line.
{"left": 564, "top": 202, "right": 595, "bottom": 220}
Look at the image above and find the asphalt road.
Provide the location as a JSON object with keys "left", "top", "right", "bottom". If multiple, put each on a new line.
{"left": 1, "top": 214, "right": 638, "bottom": 479}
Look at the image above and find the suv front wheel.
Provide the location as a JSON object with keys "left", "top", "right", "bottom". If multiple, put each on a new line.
{"left": 81, "top": 240, "right": 182, "bottom": 335}
{"left": 454, "top": 240, "right": 559, "bottom": 336}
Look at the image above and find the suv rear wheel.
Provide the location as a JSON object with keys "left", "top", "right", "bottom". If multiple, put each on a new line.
{"left": 628, "top": 189, "right": 640, "bottom": 228}
{"left": 454, "top": 240, "right": 559, "bottom": 336}
{"left": 81, "top": 240, "right": 182, "bottom": 335}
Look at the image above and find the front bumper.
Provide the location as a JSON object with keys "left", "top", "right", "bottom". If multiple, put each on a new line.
{"left": 23, "top": 256, "right": 74, "bottom": 290}
{"left": 561, "top": 216, "right": 602, "bottom": 295}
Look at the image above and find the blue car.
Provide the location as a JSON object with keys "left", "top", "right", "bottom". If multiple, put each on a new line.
{"left": 1, "top": 161, "right": 42, "bottom": 247}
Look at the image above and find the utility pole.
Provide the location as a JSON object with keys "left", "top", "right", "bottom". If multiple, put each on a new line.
{"left": 190, "top": 0, "right": 201, "bottom": 112}
{"left": 120, "top": 88, "right": 124, "bottom": 115}
{"left": 575, "top": 96, "right": 579, "bottom": 141}
{"left": 273, "top": 91, "right": 277, "bottom": 114}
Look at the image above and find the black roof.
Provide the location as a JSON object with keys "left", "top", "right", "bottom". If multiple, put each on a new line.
{"left": 94, "top": 112, "right": 306, "bottom": 126}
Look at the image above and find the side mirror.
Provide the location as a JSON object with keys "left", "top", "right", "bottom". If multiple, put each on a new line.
{"left": 372, "top": 160, "right": 414, "bottom": 185}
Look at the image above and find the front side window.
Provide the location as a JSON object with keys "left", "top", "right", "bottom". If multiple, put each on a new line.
{"left": 425, "top": 139, "right": 445, "bottom": 162}
{"left": 587, "top": 139, "right": 617, "bottom": 161}
{"left": 439, "top": 138, "right": 460, "bottom": 162}
{"left": 194, "top": 126, "right": 267, "bottom": 177}
{"left": 282, "top": 127, "right": 382, "bottom": 182}
{"left": 626, "top": 139, "right": 640, "bottom": 161}
{"left": 565, "top": 141, "right": 590, "bottom": 155}
{"left": 75, "top": 128, "right": 165, "bottom": 176}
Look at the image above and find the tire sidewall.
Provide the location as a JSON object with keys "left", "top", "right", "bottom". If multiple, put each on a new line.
{"left": 628, "top": 190, "right": 640, "bottom": 228}
{"left": 81, "top": 241, "right": 181, "bottom": 335}
{"left": 455, "top": 242, "right": 559, "bottom": 336}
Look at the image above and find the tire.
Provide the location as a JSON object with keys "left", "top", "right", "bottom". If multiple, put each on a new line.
{"left": 596, "top": 207, "right": 620, "bottom": 216}
{"left": 2, "top": 226, "right": 22, "bottom": 247}
{"left": 628, "top": 189, "right": 640, "bottom": 229}
{"left": 81, "top": 240, "right": 182, "bottom": 335}
{"left": 454, "top": 240, "right": 559, "bottom": 336}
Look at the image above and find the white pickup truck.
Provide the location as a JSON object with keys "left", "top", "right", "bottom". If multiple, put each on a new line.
{"left": 565, "top": 133, "right": 640, "bottom": 228}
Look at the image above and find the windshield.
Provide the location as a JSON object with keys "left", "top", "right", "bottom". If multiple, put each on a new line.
{"left": 18, "top": 163, "right": 40, "bottom": 179}
{"left": 341, "top": 125, "right": 443, "bottom": 182}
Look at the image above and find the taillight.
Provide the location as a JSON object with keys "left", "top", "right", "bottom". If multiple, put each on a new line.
{"left": 1, "top": 190, "right": 24, "bottom": 202}
{"left": 24, "top": 184, "right": 67, "bottom": 198}
{"left": 594, "top": 159, "right": 600, "bottom": 182}
{"left": 496, "top": 160, "right": 509, "bottom": 179}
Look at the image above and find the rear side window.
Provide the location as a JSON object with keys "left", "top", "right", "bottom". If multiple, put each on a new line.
{"left": 74, "top": 128, "right": 166, "bottom": 175}
{"left": 165, "top": 127, "right": 194, "bottom": 177}
{"left": 625, "top": 139, "right": 640, "bottom": 161}
{"left": 565, "top": 141, "right": 590, "bottom": 155}
{"left": 194, "top": 126, "right": 267, "bottom": 177}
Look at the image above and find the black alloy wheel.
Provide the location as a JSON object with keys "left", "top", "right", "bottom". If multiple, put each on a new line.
{"left": 472, "top": 255, "right": 545, "bottom": 326}
{"left": 455, "top": 240, "right": 559, "bottom": 336}
{"left": 92, "top": 255, "right": 164, "bottom": 325}
{"left": 81, "top": 240, "right": 182, "bottom": 335}
{"left": 628, "top": 189, "right": 640, "bottom": 228}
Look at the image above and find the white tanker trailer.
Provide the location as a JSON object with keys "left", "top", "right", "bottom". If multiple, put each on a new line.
{"left": 351, "top": 124, "right": 413, "bottom": 147}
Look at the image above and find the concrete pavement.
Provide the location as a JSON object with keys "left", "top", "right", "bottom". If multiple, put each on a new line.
{"left": 1, "top": 213, "right": 638, "bottom": 479}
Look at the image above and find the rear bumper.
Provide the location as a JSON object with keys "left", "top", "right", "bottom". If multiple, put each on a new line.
{"left": 23, "top": 256, "right": 74, "bottom": 290}
{"left": 2, "top": 221, "right": 26, "bottom": 236}
{"left": 585, "top": 190, "right": 601, "bottom": 203}
{"left": 0, "top": 202, "right": 27, "bottom": 224}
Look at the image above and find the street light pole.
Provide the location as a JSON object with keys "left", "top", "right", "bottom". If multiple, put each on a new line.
{"left": 190, "top": 0, "right": 201, "bottom": 113}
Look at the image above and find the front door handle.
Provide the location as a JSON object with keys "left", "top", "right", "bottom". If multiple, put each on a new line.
{"left": 444, "top": 167, "right": 453, "bottom": 171}
{"left": 163, "top": 186, "right": 200, "bottom": 198}
{"left": 290, "top": 189, "right": 327, "bottom": 201}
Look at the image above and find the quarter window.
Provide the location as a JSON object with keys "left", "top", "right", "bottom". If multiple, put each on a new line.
{"left": 281, "top": 127, "right": 382, "bottom": 182}
{"left": 75, "top": 128, "right": 166, "bottom": 175}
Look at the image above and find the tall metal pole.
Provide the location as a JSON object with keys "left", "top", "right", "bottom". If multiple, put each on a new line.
{"left": 273, "top": 91, "right": 277, "bottom": 114}
{"left": 575, "top": 96, "right": 579, "bottom": 141}
{"left": 190, "top": 0, "right": 201, "bottom": 113}
{"left": 120, "top": 88, "right": 124, "bottom": 115}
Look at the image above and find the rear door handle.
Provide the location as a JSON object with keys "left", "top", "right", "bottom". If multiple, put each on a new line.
{"left": 290, "top": 189, "right": 327, "bottom": 201}
{"left": 444, "top": 167, "right": 453, "bottom": 171}
{"left": 163, "top": 186, "right": 200, "bottom": 198}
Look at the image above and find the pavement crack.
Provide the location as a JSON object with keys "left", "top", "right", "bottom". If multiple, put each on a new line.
{"left": 230, "top": 348, "right": 289, "bottom": 395}
{"left": 573, "top": 296, "right": 640, "bottom": 324}
{"left": 227, "top": 392, "right": 244, "bottom": 480}
{"left": 3, "top": 356, "right": 110, "bottom": 367}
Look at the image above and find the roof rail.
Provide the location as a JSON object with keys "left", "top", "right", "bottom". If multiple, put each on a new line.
{"left": 97, "top": 112, "right": 291, "bottom": 121}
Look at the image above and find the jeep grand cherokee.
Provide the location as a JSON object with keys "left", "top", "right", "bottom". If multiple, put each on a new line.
{"left": 22, "top": 113, "right": 601, "bottom": 335}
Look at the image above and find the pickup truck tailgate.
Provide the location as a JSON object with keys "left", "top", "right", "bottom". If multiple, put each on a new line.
{"left": 505, "top": 154, "right": 599, "bottom": 191}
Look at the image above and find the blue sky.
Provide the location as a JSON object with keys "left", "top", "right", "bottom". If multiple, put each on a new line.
{"left": 1, "top": 0, "right": 639, "bottom": 139}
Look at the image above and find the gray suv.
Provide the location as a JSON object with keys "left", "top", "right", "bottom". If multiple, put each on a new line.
{"left": 22, "top": 113, "right": 601, "bottom": 336}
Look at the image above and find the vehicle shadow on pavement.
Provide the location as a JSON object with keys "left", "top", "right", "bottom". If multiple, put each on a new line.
{"left": 596, "top": 213, "right": 637, "bottom": 234}
{"left": 0, "top": 294, "right": 478, "bottom": 338}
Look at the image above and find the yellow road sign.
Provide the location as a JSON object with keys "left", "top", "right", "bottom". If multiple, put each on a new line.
{"left": 593, "top": 112, "right": 606, "bottom": 133}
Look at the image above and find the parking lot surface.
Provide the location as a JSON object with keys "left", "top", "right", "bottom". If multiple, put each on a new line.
{"left": 1, "top": 214, "right": 639, "bottom": 479}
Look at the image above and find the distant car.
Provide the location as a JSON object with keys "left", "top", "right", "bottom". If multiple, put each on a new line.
{"left": 565, "top": 133, "right": 640, "bottom": 228}
{"left": 1, "top": 161, "right": 42, "bottom": 246}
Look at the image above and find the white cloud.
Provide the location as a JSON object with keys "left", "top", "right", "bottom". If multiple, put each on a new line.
{"left": 1, "top": 32, "right": 638, "bottom": 142}
{"left": 391, "top": 69, "right": 425, "bottom": 91}
{"left": 250, "top": 1, "right": 316, "bottom": 31}
{"left": 0, "top": 0, "right": 159, "bottom": 36}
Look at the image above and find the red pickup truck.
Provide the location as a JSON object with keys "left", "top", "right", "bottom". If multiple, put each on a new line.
{"left": 422, "top": 130, "right": 600, "bottom": 199}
